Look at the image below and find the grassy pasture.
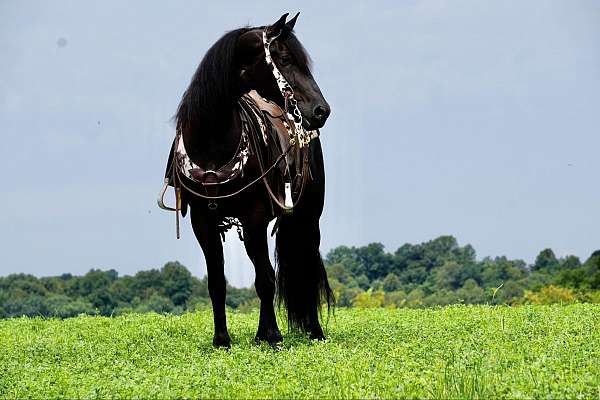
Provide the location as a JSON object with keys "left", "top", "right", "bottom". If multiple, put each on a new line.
{"left": 1, "top": 305, "right": 598, "bottom": 398}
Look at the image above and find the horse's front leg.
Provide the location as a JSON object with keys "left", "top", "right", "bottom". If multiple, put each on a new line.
{"left": 191, "top": 207, "right": 231, "bottom": 348}
{"left": 241, "top": 218, "right": 282, "bottom": 346}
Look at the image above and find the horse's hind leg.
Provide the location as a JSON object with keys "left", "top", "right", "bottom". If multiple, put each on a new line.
{"left": 191, "top": 208, "right": 231, "bottom": 348}
{"left": 242, "top": 220, "right": 282, "bottom": 345}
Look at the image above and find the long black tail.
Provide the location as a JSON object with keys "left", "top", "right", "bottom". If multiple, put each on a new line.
{"left": 275, "top": 213, "right": 334, "bottom": 332}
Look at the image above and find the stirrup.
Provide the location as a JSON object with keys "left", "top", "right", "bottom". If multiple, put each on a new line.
{"left": 157, "top": 178, "right": 176, "bottom": 211}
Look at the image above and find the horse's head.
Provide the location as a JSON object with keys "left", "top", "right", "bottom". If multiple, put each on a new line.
{"left": 237, "top": 13, "right": 331, "bottom": 130}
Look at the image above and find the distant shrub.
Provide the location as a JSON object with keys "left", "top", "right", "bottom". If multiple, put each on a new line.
{"left": 424, "top": 290, "right": 460, "bottom": 307}
{"left": 2, "top": 295, "right": 49, "bottom": 317}
{"left": 237, "top": 298, "right": 260, "bottom": 313}
{"left": 352, "top": 289, "right": 385, "bottom": 308}
{"left": 134, "top": 294, "right": 175, "bottom": 314}
{"left": 523, "top": 285, "right": 576, "bottom": 304}
{"left": 574, "top": 291, "right": 600, "bottom": 304}
{"left": 45, "top": 295, "right": 96, "bottom": 318}
{"left": 187, "top": 297, "right": 211, "bottom": 312}
{"left": 406, "top": 288, "right": 425, "bottom": 308}
{"left": 332, "top": 286, "right": 363, "bottom": 307}
{"left": 384, "top": 290, "right": 407, "bottom": 308}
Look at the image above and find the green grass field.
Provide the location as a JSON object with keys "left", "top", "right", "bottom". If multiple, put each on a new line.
{"left": 1, "top": 305, "right": 599, "bottom": 398}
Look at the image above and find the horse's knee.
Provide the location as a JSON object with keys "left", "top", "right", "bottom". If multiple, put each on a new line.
{"left": 255, "top": 274, "right": 275, "bottom": 300}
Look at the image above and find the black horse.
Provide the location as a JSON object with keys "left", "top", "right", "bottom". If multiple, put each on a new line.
{"left": 163, "top": 13, "right": 332, "bottom": 347}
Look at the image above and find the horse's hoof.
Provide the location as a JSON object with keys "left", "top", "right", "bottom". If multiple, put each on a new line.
{"left": 213, "top": 333, "right": 232, "bottom": 348}
{"left": 308, "top": 327, "right": 326, "bottom": 341}
{"left": 255, "top": 328, "right": 283, "bottom": 347}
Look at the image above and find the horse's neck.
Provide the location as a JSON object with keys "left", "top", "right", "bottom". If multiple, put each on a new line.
{"left": 183, "top": 107, "right": 242, "bottom": 170}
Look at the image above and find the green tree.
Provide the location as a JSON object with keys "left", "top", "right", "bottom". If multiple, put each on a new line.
{"left": 162, "top": 262, "right": 193, "bottom": 306}
{"left": 326, "top": 243, "right": 393, "bottom": 281}
{"left": 433, "top": 261, "right": 464, "bottom": 290}
{"left": 456, "top": 279, "right": 486, "bottom": 304}
{"left": 327, "top": 263, "right": 352, "bottom": 284}
{"left": 480, "top": 257, "right": 526, "bottom": 289}
{"left": 532, "top": 249, "right": 559, "bottom": 271}
{"left": 382, "top": 273, "right": 401, "bottom": 292}
{"left": 560, "top": 255, "right": 581, "bottom": 270}
{"left": 494, "top": 280, "right": 524, "bottom": 304}
{"left": 355, "top": 274, "right": 370, "bottom": 290}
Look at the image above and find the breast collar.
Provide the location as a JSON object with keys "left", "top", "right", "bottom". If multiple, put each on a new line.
{"left": 174, "top": 104, "right": 250, "bottom": 186}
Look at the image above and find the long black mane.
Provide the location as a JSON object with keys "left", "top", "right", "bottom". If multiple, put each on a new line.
{"left": 176, "top": 28, "right": 249, "bottom": 133}
{"left": 175, "top": 26, "right": 312, "bottom": 134}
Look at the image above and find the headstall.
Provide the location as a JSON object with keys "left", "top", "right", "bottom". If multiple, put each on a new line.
{"left": 261, "top": 29, "right": 319, "bottom": 148}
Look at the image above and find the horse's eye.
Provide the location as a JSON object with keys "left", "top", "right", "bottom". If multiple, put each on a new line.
{"left": 279, "top": 56, "right": 292, "bottom": 67}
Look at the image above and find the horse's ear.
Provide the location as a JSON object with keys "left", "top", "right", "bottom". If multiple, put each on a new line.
{"left": 268, "top": 13, "right": 289, "bottom": 37}
{"left": 285, "top": 12, "right": 300, "bottom": 31}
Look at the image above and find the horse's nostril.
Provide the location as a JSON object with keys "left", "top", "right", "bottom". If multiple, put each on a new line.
{"left": 313, "top": 105, "right": 330, "bottom": 121}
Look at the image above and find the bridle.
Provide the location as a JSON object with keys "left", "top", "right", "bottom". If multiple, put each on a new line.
{"left": 261, "top": 30, "right": 318, "bottom": 148}
{"left": 158, "top": 28, "right": 319, "bottom": 238}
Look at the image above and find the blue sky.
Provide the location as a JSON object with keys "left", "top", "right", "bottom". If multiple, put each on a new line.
{"left": 1, "top": 1, "right": 599, "bottom": 287}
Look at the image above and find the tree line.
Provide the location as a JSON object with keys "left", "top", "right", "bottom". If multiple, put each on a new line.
{"left": 1, "top": 235, "right": 599, "bottom": 318}
{"left": 326, "top": 236, "right": 599, "bottom": 308}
